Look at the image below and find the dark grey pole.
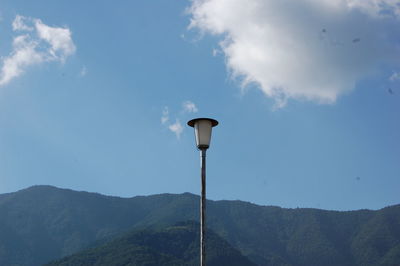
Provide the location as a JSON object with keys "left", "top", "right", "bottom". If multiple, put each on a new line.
{"left": 200, "top": 148, "right": 206, "bottom": 266}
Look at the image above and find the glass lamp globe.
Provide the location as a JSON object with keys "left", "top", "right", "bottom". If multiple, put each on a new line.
{"left": 187, "top": 118, "right": 218, "bottom": 150}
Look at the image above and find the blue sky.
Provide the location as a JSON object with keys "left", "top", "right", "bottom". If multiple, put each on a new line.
{"left": 0, "top": 0, "right": 399, "bottom": 211}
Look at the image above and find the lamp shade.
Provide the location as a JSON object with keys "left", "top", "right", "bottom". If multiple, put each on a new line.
{"left": 188, "top": 118, "right": 218, "bottom": 149}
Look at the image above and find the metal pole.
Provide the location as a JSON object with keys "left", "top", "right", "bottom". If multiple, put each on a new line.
{"left": 200, "top": 148, "right": 206, "bottom": 266}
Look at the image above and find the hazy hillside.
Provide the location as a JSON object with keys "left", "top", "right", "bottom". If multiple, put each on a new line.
{"left": 0, "top": 185, "right": 399, "bottom": 265}
{"left": 45, "top": 221, "right": 255, "bottom": 266}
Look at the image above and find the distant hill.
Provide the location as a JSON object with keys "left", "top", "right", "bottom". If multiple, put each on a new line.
{"left": 45, "top": 221, "right": 255, "bottom": 266}
{"left": 0, "top": 185, "right": 399, "bottom": 265}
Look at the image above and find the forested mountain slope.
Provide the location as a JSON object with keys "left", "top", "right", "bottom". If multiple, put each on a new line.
{"left": 0, "top": 185, "right": 399, "bottom": 265}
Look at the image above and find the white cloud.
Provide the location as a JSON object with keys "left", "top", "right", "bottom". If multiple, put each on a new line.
{"left": 0, "top": 15, "right": 76, "bottom": 87}
{"left": 168, "top": 119, "right": 184, "bottom": 139}
{"left": 182, "top": 100, "right": 198, "bottom": 113}
{"left": 188, "top": 0, "right": 400, "bottom": 107}
{"left": 161, "top": 106, "right": 169, "bottom": 124}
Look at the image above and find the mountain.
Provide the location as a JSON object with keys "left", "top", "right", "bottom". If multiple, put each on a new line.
{"left": 45, "top": 221, "right": 255, "bottom": 266}
{"left": 0, "top": 185, "right": 399, "bottom": 265}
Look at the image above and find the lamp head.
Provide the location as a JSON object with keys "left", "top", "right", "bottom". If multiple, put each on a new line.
{"left": 188, "top": 118, "right": 218, "bottom": 150}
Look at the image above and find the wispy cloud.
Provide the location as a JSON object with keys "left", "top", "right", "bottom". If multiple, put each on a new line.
{"left": 0, "top": 15, "right": 76, "bottom": 86}
{"left": 389, "top": 71, "right": 400, "bottom": 81}
{"left": 79, "top": 66, "right": 87, "bottom": 77}
{"left": 347, "top": 0, "right": 400, "bottom": 18}
{"left": 12, "top": 15, "right": 33, "bottom": 31}
{"left": 212, "top": 48, "right": 221, "bottom": 57}
{"left": 188, "top": 0, "right": 400, "bottom": 107}
{"left": 182, "top": 100, "right": 198, "bottom": 113}
{"left": 34, "top": 18, "right": 76, "bottom": 62}
{"left": 161, "top": 106, "right": 169, "bottom": 124}
{"left": 168, "top": 119, "right": 184, "bottom": 139}
{"left": 0, "top": 35, "right": 43, "bottom": 86}
{"left": 161, "top": 101, "right": 199, "bottom": 139}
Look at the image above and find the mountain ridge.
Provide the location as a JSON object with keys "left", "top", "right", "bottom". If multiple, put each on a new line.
{"left": 8, "top": 184, "right": 390, "bottom": 212}
{"left": 0, "top": 185, "right": 399, "bottom": 265}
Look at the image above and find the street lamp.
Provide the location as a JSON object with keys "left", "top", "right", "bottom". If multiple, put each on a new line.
{"left": 187, "top": 118, "right": 218, "bottom": 266}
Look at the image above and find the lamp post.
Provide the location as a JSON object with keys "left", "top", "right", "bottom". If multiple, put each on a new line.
{"left": 188, "top": 118, "right": 218, "bottom": 266}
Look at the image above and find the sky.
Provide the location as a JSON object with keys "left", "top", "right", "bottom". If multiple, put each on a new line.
{"left": 0, "top": 0, "right": 399, "bottom": 211}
